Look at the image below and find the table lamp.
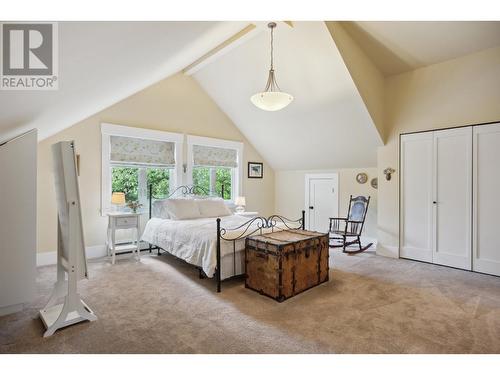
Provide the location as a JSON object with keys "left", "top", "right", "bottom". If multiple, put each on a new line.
{"left": 234, "top": 196, "right": 246, "bottom": 213}
{"left": 111, "top": 192, "right": 126, "bottom": 211}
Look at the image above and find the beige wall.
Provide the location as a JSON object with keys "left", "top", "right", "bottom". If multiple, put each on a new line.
{"left": 275, "top": 168, "right": 378, "bottom": 239}
{"left": 377, "top": 46, "right": 500, "bottom": 257}
{"left": 38, "top": 73, "right": 275, "bottom": 253}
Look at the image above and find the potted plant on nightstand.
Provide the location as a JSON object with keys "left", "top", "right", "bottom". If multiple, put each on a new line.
{"left": 126, "top": 201, "right": 143, "bottom": 213}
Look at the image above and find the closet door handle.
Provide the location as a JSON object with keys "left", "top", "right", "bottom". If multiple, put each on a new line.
{"left": 432, "top": 201, "right": 437, "bottom": 204}
{"left": 309, "top": 206, "right": 314, "bottom": 210}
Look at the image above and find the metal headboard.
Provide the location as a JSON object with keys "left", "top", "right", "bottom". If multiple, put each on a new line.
{"left": 148, "top": 184, "right": 224, "bottom": 219}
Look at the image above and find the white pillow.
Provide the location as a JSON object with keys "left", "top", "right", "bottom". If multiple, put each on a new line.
{"left": 165, "top": 199, "right": 201, "bottom": 220}
{"left": 197, "top": 198, "right": 232, "bottom": 218}
{"left": 151, "top": 200, "right": 170, "bottom": 219}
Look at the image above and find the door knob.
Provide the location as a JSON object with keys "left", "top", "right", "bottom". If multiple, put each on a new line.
{"left": 309, "top": 206, "right": 314, "bottom": 210}
{"left": 432, "top": 201, "right": 437, "bottom": 204}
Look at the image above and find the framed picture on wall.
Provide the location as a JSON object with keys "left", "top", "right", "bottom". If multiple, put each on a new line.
{"left": 248, "top": 162, "right": 263, "bottom": 179}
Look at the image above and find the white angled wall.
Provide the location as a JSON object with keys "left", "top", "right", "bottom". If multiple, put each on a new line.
{"left": 0, "top": 129, "right": 37, "bottom": 316}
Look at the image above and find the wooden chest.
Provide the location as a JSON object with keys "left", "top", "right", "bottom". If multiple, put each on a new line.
{"left": 245, "top": 230, "right": 329, "bottom": 302}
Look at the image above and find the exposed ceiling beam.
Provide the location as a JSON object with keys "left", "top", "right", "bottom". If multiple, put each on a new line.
{"left": 182, "top": 21, "right": 294, "bottom": 75}
{"left": 183, "top": 23, "right": 259, "bottom": 75}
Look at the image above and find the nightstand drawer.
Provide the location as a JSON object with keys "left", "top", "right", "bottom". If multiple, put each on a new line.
{"left": 115, "top": 217, "right": 138, "bottom": 227}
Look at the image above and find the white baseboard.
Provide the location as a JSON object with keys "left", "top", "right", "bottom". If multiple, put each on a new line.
{"left": 37, "top": 242, "right": 151, "bottom": 267}
{"left": 362, "top": 236, "right": 378, "bottom": 250}
{"left": 36, "top": 251, "right": 57, "bottom": 267}
{"left": 37, "top": 244, "right": 108, "bottom": 267}
{"left": 376, "top": 244, "right": 399, "bottom": 258}
{"left": 0, "top": 302, "right": 25, "bottom": 317}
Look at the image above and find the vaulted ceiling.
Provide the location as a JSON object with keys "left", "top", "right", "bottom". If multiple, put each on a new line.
{"left": 193, "top": 21, "right": 382, "bottom": 170}
{"left": 2, "top": 21, "right": 500, "bottom": 171}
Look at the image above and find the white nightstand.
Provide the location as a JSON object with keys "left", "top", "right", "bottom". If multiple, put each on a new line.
{"left": 106, "top": 212, "right": 141, "bottom": 264}
{"left": 235, "top": 211, "right": 259, "bottom": 218}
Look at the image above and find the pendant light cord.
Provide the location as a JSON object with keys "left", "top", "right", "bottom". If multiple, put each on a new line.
{"left": 270, "top": 25, "right": 274, "bottom": 70}
{"left": 263, "top": 22, "right": 280, "bottom": 92}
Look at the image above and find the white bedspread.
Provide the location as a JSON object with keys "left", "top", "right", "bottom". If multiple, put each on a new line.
{"left": 142, "top": 215, "right": 269, "bottom": 278}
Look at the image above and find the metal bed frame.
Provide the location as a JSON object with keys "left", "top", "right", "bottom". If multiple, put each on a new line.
{"left": 147, "top": 184, "right": 305, "bottom": 292}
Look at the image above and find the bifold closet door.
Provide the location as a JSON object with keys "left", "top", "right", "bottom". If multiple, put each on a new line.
{"left": 473, "top": 123, "right": 500, "bottom": 276}
{"left": 400, "top": 132, "right": 434, "bottom": 262}
{"left": 432, "top": 127, "right": 472, "bottom": 270}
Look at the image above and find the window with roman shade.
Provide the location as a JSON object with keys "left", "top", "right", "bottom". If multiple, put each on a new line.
{"left": 101, "top": 124, "right": 183, "bottom": 215}
{"left": 188, "top": 137, "right": 243, "bottom": 202}
{"left": 192, "top": 144, "right": 238, "bottom": 168}
{"left": 110, "top": 136, "right": 176, "bottom": 166}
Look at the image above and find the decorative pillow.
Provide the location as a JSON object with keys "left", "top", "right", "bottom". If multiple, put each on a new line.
{"left": 164, "top": 199, "right": 201, "bottom": 220}
{"left": 152, "top": 199, "right": 170, "bottom": 219}
{"left": 197, "top": 198, "right": 232, "bottom": 218}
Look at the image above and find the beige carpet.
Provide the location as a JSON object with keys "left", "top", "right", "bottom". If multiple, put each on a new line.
{"left": 1, "top": 250, "right": 500, "bottom": 354}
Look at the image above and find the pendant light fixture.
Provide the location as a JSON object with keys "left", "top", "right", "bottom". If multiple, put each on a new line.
{"left": 250, "top": 22, "right": 293, "bottom": 111}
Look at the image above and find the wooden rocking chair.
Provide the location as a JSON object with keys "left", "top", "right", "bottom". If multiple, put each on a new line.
{"left": 329, "top": 195, "right": 373, "bottom": 255}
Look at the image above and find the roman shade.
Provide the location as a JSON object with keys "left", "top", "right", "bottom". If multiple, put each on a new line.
{"left": 110, "top": 136, "right": 175, "bottom": 166}
{"left": 192, "top": 144, "right": 238, "bottom": 168}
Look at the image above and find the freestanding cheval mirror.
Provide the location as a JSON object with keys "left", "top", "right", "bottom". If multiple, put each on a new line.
{"left": 39, "top": 141, "right": 97, "bottom": 337}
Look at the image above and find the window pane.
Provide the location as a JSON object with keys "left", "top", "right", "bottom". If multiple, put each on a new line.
{"left": 112, "top": 166, "right": 138, "bottom": 202}
{"left": 192, "top": 167, "right": 210, "bottom": 196}
{"left": 147, "top": 168, "right": 171, "bottom": 199}
{"left": 192, "top": 166, "right": 232, "bottom": 199}
{"left": 216, "top": 167, "right": 231, "bottom": 200}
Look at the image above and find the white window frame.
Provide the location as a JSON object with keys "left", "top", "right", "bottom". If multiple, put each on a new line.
{"left": 101, "top": 123, "right": 183, "bottom": 215}
{"left": 186, "top": 135, "right": 243, "bottom": 202}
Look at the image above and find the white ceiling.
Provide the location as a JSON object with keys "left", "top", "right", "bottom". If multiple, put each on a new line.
{"left": 0, "top": 21, "right": 248, "bottom": 143}
{"left": 342, "top": 21, "right": 500, "bottom": 76}
{"left": 193, "top": 21, "right": 382, "bottom": 171}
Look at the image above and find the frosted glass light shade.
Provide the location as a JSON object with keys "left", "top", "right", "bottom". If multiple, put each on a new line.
{"left": 250, "top": 91, "right": 294, "bottom": 111}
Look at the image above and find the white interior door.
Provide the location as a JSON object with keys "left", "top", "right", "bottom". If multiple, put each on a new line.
{"left": 305, "top": 174, "right": 338, "bottom": 233}
{"left": 473, "top": 123, "right": 500, "bottom": 276}
{"left": 400, "top": 133, "right": 434, "bottom": 262}
{"left": 432, "top": 127, "right": 472, "bottom": 270}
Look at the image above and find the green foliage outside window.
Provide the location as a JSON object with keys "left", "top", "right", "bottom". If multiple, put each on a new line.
{"left": 192, "top": 167, "right": 210, "bottom": 195}
{"left": 112, "top": 164, "right": 231, "bottom": 203}
{"left": 147, "top": 168, "right": 170, "bottom": 199}
{"left": 216, "top": 168, "right": 232, "bottom": 200}
{"left": 112, "top": 166, "right": 138, "bottom": 202}
{"left": 112, "top": 166, "right": 171, "bottom": 203}
{"left": 192, "top": 166, "right": 232, "bottom": 200}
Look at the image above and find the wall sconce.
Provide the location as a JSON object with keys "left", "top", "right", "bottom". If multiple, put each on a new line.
{"left": 383, "top": 167, "right": 395, "bottom": 181}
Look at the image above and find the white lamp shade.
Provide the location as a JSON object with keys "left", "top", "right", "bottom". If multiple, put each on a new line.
{"left": 250, "top": 91, "right": 294, "bottom": 111}
{"left": 111, "top": 192, "right": 126, "bottom": 205}
{"left": 235, "top": 196, "right": 246, "bottom": 206}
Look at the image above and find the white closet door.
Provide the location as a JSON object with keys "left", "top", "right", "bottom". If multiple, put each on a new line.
{"left": 400, "top": 133, "right": 434, "bottom": 262}
{"left": 473, "top": 123, "right": 500, "bottom": 276}
{"left": 432, "top": 127, "right": 472, "bottom": 270}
